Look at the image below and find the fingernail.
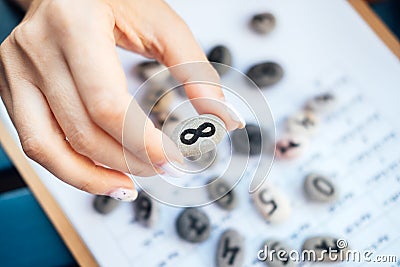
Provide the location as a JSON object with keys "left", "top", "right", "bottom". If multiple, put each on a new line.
{"left": 158, "top": 161, "right": 185, "bottom": 177}
{"left": 224, "top": 102, "right": 246, "bottom": 129}
{"left": 108, "top": 188, "right": 138, "bottom": 202}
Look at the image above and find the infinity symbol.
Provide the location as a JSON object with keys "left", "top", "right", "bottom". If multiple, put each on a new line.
{"left": 180, "top": 122, "right": 216, "bottom": 145}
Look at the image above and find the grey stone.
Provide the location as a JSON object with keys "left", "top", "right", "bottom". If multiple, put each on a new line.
{"left": 207, "top": 45, "right": 232, "bottom": 76}
{"left": 134, "top": 61, "right": 170, "bottom": 83}
{"left": 93, "top": 195, "right": 120, "bottom": 215}
{"left": 231, "top": 124, "right": 263, "bottom": 155}
{"left": 302, "top": 236, "right": 350, "bottom": 262}
{"left": 252, "top": 183, "right": 291, "bottom": 223}
{"left": 217, "top": 229, "right": 245, "bottom": 267}
{"left": 250, "top": 13, "right": 276, "bottom": 35}
{"left": 304, "top": 173, "right": 338, "bottom": 203}
{"left": 133, "top": 191, "right": 158, "bottom": 227}
{"left": 275, "top": 134, "right": 309, "bottom": 160}
{"left": 246, "top": 62, "right": 283, "bottom": 88}
{"left": 305, "top": 92, "right": 337, "bottom": 114}
{"left": 260, "top": 239, "right": 296, "bottom": 267}
{"left": 207, "top": 178, "right": 238, "bottom": 211}
{"left": 286, "top": 111, "right": 319, "bottom": 137}
{"left": 176, "top": 208, "right": 211, "bottom": 243}
{"left": 171, "top": 114, "right": 226, "bottom": 158}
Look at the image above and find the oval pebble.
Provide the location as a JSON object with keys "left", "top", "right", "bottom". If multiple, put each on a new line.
{"left": 302, "top": 236, "right": 350, "bottom": 262}
{"left": 246, "top": 62, "right": 283, "bottom": 88}
{"left": 305, "top": 92, "right": 337, "bottom": 114}
{"left": 207, "top": 178, "right": 238, "bottom": 211}
{"left": 93, "top": 195, "right": 120, "bottom": 215}
{"left": 275, "top": 134, "right": 309, "bottom": 160}
{"left": 304, "top": 173, "right": 338, "bottom": 203}
{"left": 171, "top": 114, "right": 226, "bottom": 158}
{"left": 250, "top": 12, "right": 276, "bottom": 35}
{"left": 176, "top": 208, "right": 211, "bottom": 243}
{"left": 217, "top": 229, "right": 245, "bottom": 267}
{"left": 260, "top": 239, "right": 296, "bottom": 267}
{"left": 134, "top": 61, "right": 170, "bottom": 83}
{"left": 133, "top": 191, "right": 158, "bottom": 227}
{"left": 207, "top": 45, "right": 232, "bottom": 76}
{"left": 252, "top": 183, "right": 291, "bottom": 223}
{"left": 286, "top": 111, "right": 319, "bottom": 137}
{"left": 231, "top": 124, "right": 263, "bottom": 155}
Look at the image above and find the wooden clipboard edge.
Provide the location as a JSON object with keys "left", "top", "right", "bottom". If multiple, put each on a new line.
{"left": 0, "top": 1, "right": 398, "bottom": 266}
{"left": 349, "top": 0, "right": 400, "bottom": 59}
{"left": 0, "top": 121, "right": 98, "bottom": 267}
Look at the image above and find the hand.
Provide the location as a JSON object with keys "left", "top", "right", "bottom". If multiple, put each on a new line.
{"left": 0, "top": 0, "right": 244, "bottom": 201}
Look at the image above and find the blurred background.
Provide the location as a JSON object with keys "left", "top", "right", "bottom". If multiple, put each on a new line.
{"left": 0, "top": 0, "right": 399, "bottom": 266}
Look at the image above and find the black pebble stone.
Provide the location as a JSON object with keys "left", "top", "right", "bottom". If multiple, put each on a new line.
{"left": 93, "top": 195, "right": 120, "bottom": 215}
{"left": 176, "top": 208, "right": 211, "bottom": 243}
{"left": 246, "top": 62, "right": 283, "bottom": 88}
{"left": 207, "top": 45, "right": 232, "bottom": 76}
{"left": 250, "top": 12, "right": 276, "bottom": 35}
{"left": 231, "top": 124, "right": 263, "bottom": 155}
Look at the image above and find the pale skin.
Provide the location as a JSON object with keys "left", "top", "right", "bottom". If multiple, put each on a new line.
{"left": 0, "top": 0, "right": 245, "bottom": 201}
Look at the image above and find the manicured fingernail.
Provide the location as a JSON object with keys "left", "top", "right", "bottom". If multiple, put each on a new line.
{"left": 158, "top": 161, "right": 185, "bottom": 177}
{"left": 224, "top": 102, "right": 246, "bottom": 129}
{"left": 108, "top": 188, "right": 138, "bottom": 202}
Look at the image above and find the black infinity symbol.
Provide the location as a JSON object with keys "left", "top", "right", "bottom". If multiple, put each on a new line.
{"left": 180, "top": 122, "right": 216, "bottom": 145}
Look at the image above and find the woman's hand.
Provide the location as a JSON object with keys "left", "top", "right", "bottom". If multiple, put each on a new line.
{"left": 0, "top": 0, "right": 244, "bottom": 201}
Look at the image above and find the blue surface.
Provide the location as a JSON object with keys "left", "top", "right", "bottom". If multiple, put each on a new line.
{"left": 0, "top": 188, "right": 75, "bottom": 267}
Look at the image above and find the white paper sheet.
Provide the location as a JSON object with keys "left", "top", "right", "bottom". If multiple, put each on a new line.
{"left": 1, "top": 0, "right": 399, "bottom": 266}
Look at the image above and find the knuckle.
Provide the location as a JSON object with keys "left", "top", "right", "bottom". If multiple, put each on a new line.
{"left": 21, "top": 135, "right": 46, "bottom": 163}
{"left": 88, "top": 97, "right": 120, "bottom": 122}
{"left": 68, "top": 129, "right": 94, "bottom": 155}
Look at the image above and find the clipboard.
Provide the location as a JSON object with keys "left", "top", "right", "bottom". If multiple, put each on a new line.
{"left": 0, "top": 1, "right": 399, "bottom": 266}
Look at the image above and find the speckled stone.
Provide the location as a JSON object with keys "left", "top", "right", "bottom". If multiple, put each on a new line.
{"left": 207, "top": 178, "right": 238, "bottom": 211}
{"left": 305, "top": 92, "right": 337, "bottom": 114}
{"left": 260, "top": 239, "right": 296, "bottom": 267}
{"left": 207, "top": 45, "right": 232, "bottom": 76}
{"left": 286, "top": 111, "right": 319, "bottom": 137}
{"left": 133, "top": 191, "right": 158, "bottom": 227}
{"left": 304, "top": 173, "right": 338, "bottom": 203}
{"left": 176, "top": 208, "right": 211, "bottom": 243}
{"left": 252, "top": 183, "right": 291, "bottom": 223}
{"left": 231, "top": 124, "right": 263, "bottom": 155}
{"left": 93, "top": 195, "right": 120, "bottom": 215}
{"left": 134, "top": 61, "right": 170, "bottom": 83}
{"left": 171, "top": 114, "right": 226, "bottom": 158}
{"left": 246, "top": 62, "right": 283, "bottom": 88}
{"left": 217, "top": 229, "right": 245, "bottom": 267}
{"left": 302, "top": 236, "right": 350, "bottom": 262}
{"left": 250, "top": 12, "right": 276, "bottom": 35}
{"left": 275, "top": 134, "right": 309, "bottom": 160}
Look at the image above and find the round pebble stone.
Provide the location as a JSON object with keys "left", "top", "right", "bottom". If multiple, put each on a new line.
{"left": 207, "top": 45, "right": 232, "bottom": 76}
{"left": 275, "top": 134, "right": 309, "bottom": 160}
{"left": 171, "top": 114, "right": 226, "bottom": 158}
{"left": 217, "top": 229, "right": 245, "bottom": 267}
{"left": 252, "top": 182, "right": 291, "bottom": 223}
{"left": 302, "top": 236, "right": 350, "bottom": 262}
{"left": 305, "top": 92, "right": 337, "bottom": 114}
{"left": 133, "top": 191, "right": 158, "bottom": 227}
{"left": 304, "top": 173, "right": 338, "bottom": 203}
{"left": 286, "top": 111, "right": 319, "bottom": 137}
{"left": 250, "top": 12, "right": 276, "bottom": 35}
{"left": 246, "top": 62, "right": 283, "bottom": 88}
{"left": 134, "top": 61, "right": 170, "bottom": 83}
{"left": 93, "top": 195, "right": 120, "bottom": 215}
{"left": 231, "top": 124, "right": 263, "bottom": 155}
{"left": 207, "top": 178, "right": 238, "bottom": 211}
{"left": 259, "top": 239, "right": 296, "bottom": 267}
{"left": 176, "top": 208, "right": 211, "bottom": 243}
